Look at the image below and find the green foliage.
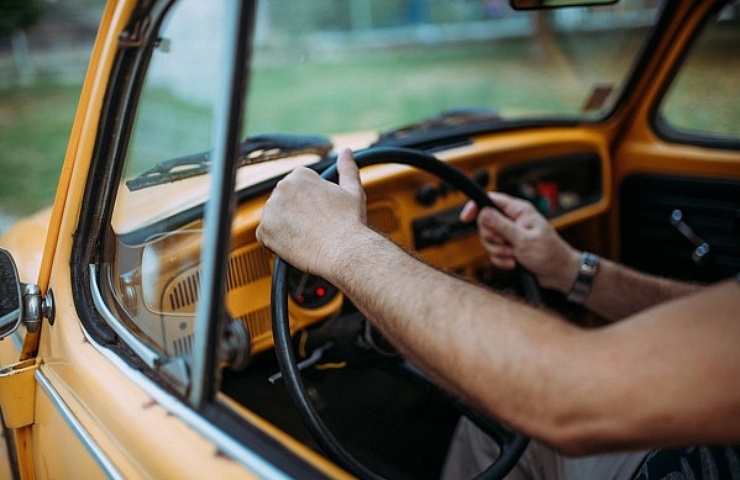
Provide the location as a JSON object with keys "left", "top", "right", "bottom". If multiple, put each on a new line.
{"left": 0, "top": 82, "right": 79, "bottom": 216}
{"left": 0, "top": 0, "right": 47, "bottom": 37}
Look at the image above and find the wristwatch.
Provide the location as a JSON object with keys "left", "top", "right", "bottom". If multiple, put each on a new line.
{"left": 567, "top": 252, "right": 600, "bottom": 304}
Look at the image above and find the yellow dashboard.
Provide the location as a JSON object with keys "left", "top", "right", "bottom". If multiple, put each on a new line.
{"left": 112, "top": 129, "right": 612, "bottom": 359}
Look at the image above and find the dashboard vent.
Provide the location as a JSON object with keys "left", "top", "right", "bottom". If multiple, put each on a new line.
{"left": 227, "top": 246, "right": 272, "bottom": 290}
{"left": 169, "top": 271, "right": 200, "bottom": 311}
{"left": 235, "top": 305, "right": 271, "bottom": 343}
{"left": 173, "top": 333, "right": 194, "bottom": 357}
{"left": 168, "top": 245, "right": 272, "bottom": 311}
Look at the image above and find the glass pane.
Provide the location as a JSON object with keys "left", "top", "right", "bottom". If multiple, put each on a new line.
{"left": 658, "top": 1, "right": 740, "bottom": 140}
{"left": 105, "top": 0, "right": 228, "bottom": 363}
{"left": 245, "top": 0, "right": 660, "bottom": 141}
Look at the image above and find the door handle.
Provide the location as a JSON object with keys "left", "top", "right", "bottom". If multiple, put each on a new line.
{"left": 670, "top": 209, "right": 710, "bottom": 265}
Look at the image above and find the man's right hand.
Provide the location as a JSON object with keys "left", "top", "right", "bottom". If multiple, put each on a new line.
{"left": 256, "top": 148, "right": 368, "bottom": 280}
{"left": 460, "top": 192, "right": 580, "bottom": 293}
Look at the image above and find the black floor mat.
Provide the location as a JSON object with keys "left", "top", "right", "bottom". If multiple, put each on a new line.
{"left": 222, "top": 353, "right": 460, "bottom": 480}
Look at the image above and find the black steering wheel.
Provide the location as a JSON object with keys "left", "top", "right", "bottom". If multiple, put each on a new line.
{"left": 271, "top": 146, "right": 538, "bottom": 480}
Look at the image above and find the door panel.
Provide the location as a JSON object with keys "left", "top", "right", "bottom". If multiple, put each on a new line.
{"left": 613, "top": 0, "right": 740, "bottom": 283}
{"left": 620, "top": 174, "right": 740, "bottom": 283}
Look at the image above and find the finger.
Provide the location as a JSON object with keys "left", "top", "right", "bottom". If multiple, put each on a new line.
{"left": 485, "top": 244, "right": 517, "bottom": 270}
{"left": 491, "top": 256, "right": 517, "bottom": 270}
{"left": 478, "top": 207, "right": 522, "bottom": 246}
{"left": 255, "top": 223, "right": 264, "bottom": 245}
{"left": 488, "top": 192, "right": 532, "bottom": 219}
{"left": 480, "top": 229, "right": 507, "bottom": 246}
{"left": 337, "top": 148, "right": 362, "bottom": 194}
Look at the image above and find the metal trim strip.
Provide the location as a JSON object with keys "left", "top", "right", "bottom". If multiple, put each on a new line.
{"left": 35, "top": 370, "right": 125, "bottom": 480}
{"left": 89, "top": 264, "right": 159, "bottom": 369}
{"left": 78, "top": 322, "right": 292, "bottom": 480}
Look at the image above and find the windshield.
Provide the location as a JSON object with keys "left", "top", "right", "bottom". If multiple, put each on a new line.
{"left": 245, "top": 0, "right": 660, "bottom": 142}
{"left": 115, "top": 0, "right": 660, "bottom": 235}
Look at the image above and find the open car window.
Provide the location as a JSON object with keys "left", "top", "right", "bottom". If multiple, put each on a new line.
{"left": 98, "top": 0, "right": 666, "bottom": 394}
{"left": 657, "top": 0, "right": 740, "bottom": 143}
{"left": 110, "top": 0, "right": 663, "bottom": 237}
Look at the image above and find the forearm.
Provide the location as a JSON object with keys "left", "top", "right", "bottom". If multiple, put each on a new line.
{"left": 580, "top": 257, "right": 703, "bottom": 321}
{"left": 326, "top": 228, "right": 740, "bottom": 453}
{"left": 329, "top": 227, "right": 584, "bottom": 442}
{"left": 546, "top": 251, "right": 704, "bottom": 321}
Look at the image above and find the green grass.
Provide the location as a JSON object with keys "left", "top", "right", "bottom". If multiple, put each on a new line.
{"left": 0, "top": 82, "right": 81, "bottom": 217}
{"left": 246, "top": 41, "right": 592, "bottom": 136}
{"left": 1, "top": 30, "right": 737, "bottom": 221}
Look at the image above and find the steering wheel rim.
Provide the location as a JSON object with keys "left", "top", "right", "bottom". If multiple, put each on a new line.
{"left": 271, "top": 146, "right": 536, "bottom": 480}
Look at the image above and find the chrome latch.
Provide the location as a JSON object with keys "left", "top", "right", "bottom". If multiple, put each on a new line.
{"left": 1, "top": 247, "right": 55, "bottom": 339}
{"left": 22, "top": 284, "right": 55, "bottom": 332}
{"left": 670, "top": 209, "right": 711, "bottom": 265}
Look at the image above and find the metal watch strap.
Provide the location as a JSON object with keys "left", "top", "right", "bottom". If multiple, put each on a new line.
{"left": 567, "top": 252, "right": 600, "bottom": 304}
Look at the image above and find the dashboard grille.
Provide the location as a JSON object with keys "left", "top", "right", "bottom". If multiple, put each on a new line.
{"left": 169, "top": 271, "right": 200, "bottom": 311}
{"left": 227, "top": 245, "right": 271, "bottom": 290}
{"left": 167, "top": 245, "right": 272, "bottom": 311}
{"left": 235, "top": 306, "right": 272, "bottom": 341}
{"left": 173, "top": 333, "right": 194, "bottom": 357}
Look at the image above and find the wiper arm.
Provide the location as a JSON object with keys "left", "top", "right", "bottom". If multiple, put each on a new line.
{"left": 373, "top": 108, "right": 501, "bottom": 145}
{"left": 126, "top": 133, "right": 333, "bottom": 191}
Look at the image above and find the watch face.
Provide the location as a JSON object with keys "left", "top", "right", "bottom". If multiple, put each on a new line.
{"left": 582, "top": 253, "right": 599, "bottom": 276}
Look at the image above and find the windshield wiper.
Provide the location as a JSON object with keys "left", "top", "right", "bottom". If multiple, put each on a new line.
{"left": 373, "top": 108, "right": 501, "bottom": 146}
{"left": 126, "top": 133, "right": 333, "bottom": 191}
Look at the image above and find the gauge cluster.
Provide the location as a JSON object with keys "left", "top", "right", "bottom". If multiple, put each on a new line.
{"left": 287, "top": 267, "right": 338, "bottom": 309}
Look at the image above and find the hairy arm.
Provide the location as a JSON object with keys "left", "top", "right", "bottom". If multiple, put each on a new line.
{"left": 327, "top": 228, "right": 740, "bottom": 454}
{"left": 577, "top": 256, "right": 702, "bottom": 320}
{"left": 257, "top": 150, "right": 740, "bottom": 454}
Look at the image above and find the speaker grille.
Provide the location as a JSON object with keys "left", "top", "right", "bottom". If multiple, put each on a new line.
{"left": 167, "top": 245, "right": 272, "bottom": 311}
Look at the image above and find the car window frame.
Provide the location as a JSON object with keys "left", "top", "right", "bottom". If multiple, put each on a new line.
{"left": 651, "top": 0, "right": 740, "bottom": 151}
{"left": 69, "top": 0, "right": 337, "bottom": 474}
{"left": 71, "top": 0, "right": 179, "bottom": 373}
{"left": 70, "top": 0, "right": 248, "bottom": 402}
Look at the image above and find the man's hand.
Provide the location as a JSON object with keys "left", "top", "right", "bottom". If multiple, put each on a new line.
{"left": 256, "top": 148, "right": 368, "bottom": 279}
{"left": 460, "top": 192, "right": 580, "bottom": 292}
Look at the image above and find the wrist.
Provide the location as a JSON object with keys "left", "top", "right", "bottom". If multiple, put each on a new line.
{"left": 326, "top": 226, "right": 383, "bottom": 284}
{"left": 537, "top": 248, "right": 582, "bottom": 293}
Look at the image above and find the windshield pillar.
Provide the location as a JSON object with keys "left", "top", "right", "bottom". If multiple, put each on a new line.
{"left": 189, "top": 0, "right": 255, "bottom": 409}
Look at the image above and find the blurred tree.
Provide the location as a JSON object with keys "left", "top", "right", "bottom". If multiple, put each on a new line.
{"left": 0, "top": 0, "right": 47, "bottom": 84}
{"left": 0, "top": 0, "right": 46, "bottom": 38}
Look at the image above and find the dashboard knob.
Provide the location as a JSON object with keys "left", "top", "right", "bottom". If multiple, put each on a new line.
{"left": 415, "top": 184, "right": 437, "bottom": 206}
{"left": 473, "top": 169, "right": 490, "bottom": 188}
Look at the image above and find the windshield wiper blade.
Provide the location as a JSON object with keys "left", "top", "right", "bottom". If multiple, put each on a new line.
{"left": 373, "top": 108, "right": 501, "bottom": 146}
{"left": 126, "top": 133, "right": 333, "bottom": 191}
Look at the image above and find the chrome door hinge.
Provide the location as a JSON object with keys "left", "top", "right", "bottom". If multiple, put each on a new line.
{"left": 22, "top": 284, "right": 55, "bottom": 333}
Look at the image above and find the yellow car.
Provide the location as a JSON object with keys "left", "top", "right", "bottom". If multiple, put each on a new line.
{"left": 1, "top": 0, "right": 738, "bottom": 478}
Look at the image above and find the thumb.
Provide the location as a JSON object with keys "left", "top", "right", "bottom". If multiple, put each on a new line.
{"left": 479, "top": 207, "right": 521, "bottom": 245}
{"left": 459, "top": 200, "right": 480, "bottom": 223}
{"left": 337, "top": 148, "right": 362, "bottom": 195}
